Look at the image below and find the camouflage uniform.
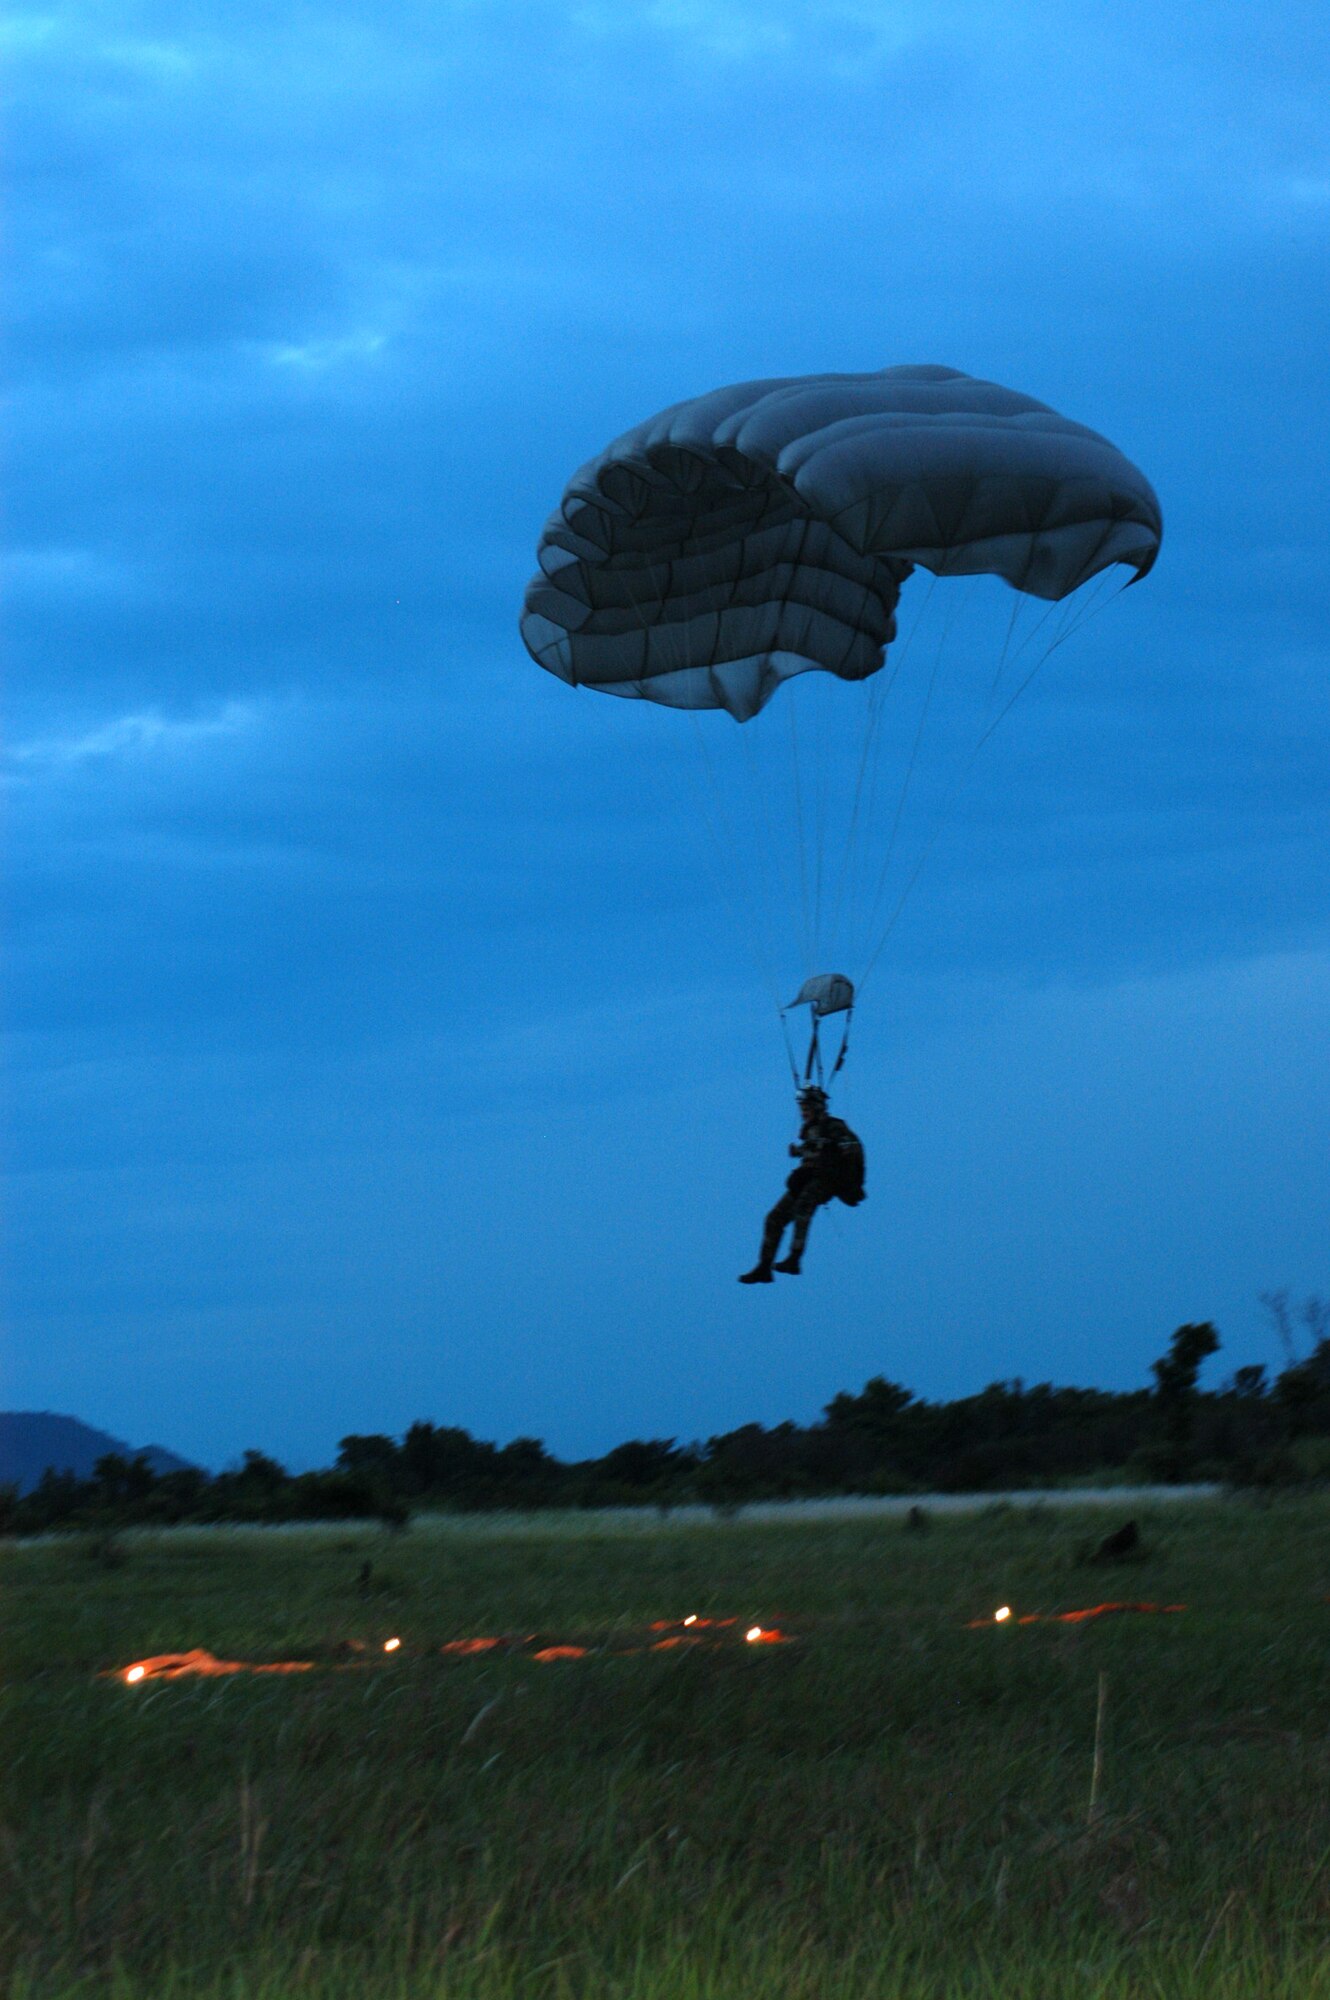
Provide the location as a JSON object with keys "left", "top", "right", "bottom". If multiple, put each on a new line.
{"left": 740, "top": 1100, "right": 860, "bottom": 1280}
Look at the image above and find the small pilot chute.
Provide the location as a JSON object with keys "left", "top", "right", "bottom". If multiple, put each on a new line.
{"left": 783, "top": 973, "right": 854, "bottom": 1087}
{"left": 787, "top": 973, "right": 853, "bottom": 1018}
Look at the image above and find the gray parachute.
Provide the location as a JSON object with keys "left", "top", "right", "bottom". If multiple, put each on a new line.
{"left": 521, "top": 364, "right": 1161, "bottom": 722}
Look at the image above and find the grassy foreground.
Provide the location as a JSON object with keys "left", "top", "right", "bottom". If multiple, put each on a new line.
{"left": 6, "top": 1496, "right": 1330, "bottom": 1998}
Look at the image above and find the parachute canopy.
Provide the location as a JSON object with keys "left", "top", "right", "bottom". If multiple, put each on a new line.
{"left": 521, "top": 364, "right": 1162, "bottom": 721}
{"left": 787, "top": 974, "right": 854, "bottom": 1019}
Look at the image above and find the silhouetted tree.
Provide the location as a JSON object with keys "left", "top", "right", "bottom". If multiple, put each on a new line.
{"left": 596, "top": 1439, "right": 692, "bottom": 1488}
{"left": 824, "top": 1376, "right": 913, "bottom": 1439}
{"left": 337, "top": 1434, "right": 401, "bottom": 1480}
{"left": 237, "top": 1450, "right": 287, "bottom": 1490}
{"left": 22, "top": 1297, "right": 1330, "bottom": 1534}
{"left": 93, "top": 1453, "right": 157, "bottom": 1505}
{"left": 1151, "top": 1322, "right": 1221, "bottom": 1476}
{"left": 400, "top": 1422, "right": 496, "bottom": 1501}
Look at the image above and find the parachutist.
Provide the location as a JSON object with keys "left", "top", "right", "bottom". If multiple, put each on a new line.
{"left": 739, "top": 1086, "right": 865, "bottom": 1283}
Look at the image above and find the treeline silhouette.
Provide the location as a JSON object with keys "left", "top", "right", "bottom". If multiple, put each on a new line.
{"left": 10, "top": 1298, "right": 1330, "bottom": 1536}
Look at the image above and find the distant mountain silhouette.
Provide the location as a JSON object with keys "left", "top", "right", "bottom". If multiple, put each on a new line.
{"left": 0, "top": 1413, "right": 198, "bottom": 1494}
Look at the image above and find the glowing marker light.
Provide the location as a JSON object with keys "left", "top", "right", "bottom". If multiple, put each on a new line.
{"left": 109, "top": 1613, "right": 798, "bottom": 1683}
{"left": 994, "top": 1606, "right": 1012, "bottom": 1623}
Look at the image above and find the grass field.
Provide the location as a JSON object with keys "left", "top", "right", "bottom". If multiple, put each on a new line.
{"left": 7, "top": 1495, "right": 1330, "bottom": 1998}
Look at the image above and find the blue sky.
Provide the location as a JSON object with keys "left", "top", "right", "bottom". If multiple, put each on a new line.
{"left": 6, "top": 0, "right": 1328, "bottom": 1470}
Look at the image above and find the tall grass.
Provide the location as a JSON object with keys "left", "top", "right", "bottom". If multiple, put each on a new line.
{"left": 6, "top": 1496, "right": 1330, "bottom": 1997}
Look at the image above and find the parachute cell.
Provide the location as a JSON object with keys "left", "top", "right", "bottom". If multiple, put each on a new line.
{"left": 521, "top": 365, "right": 1162, "bottom": 722}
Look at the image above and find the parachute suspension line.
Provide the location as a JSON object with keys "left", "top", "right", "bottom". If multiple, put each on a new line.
{"left": 829, "top": 672, "right": 885, "bottom": 973}
{"left": 855, "top": 579, "right": 1030, "bottom": 972}
{"left": 970, "top": 568, "right": 1123, "bottom": 762}
{"left": 1053, "top": 561, "right": 1129, "bottom": 646}
{"left": 777, "top": 514, "right": 829, "bottom": 972}
{"left": 988, "top": 584, "right": 1065, "bottom": 693}
{"left": 809, "top": 529, "right": 837, "bottom": 972}
{"left": 830, "top": 1003, "right": 854, "bottom": 1080}
{"left": 617, "top": 554, "right": 754, "bottom": 994}
{"left": 826, "top": 572, "right": 936, "bottom": 972}
{"left": 988, "top": 583, "right": 1028, "bottom": 704}
{"left": 617, "top": 515, "right": 789, "bottom": 1021}
{"left": 683, "top": 707, "right": 786, "bottom": 1021}
{"left": 856, "top": 568, "right": 1130, "bottom": 996}
{"left": 981, "top": 534, "right": 1126, "bottom": 724}
{"left": 859, "top": 576, "right": 960, "bottom": 960}
{"left": 778, "top": 1007, "right": 801, "bottom": 1089}
{"left": 840, "top": 573, "right": 937, "bottom": 965}
{"left": 786, "top": 672, "right": 814, "bottom": 974}
{"left": 810, "top": 649, "right": 829, "bottom": 970}
{"left": 736, "top": 682, "right": 797, "bottom": 1004}
{"left": 776, "top": 1006, "right": 822, "bottom": 1089}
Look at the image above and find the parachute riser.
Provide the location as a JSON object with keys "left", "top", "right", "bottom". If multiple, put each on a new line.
{"left": 779, "top": 1010, "right": 801, "bottom": 1090}
{"left": 780, "top": 1002, "right": 853, "bottom": 1097}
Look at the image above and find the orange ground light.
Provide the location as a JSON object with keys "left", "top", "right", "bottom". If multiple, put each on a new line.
{"left": 111, "top": 1607, "right": 1200, "bottom": 1683}
{"left": 967, "top": 1601, "right": 1187, "bottom": 1629}
{"left": 110, "top": 1618, "right": 795, "bottom": 1683}
{"left": 117, "top": 1649, "right": 315, "bottom": 1684}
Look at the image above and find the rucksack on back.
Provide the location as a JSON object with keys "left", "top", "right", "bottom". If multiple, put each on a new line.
{"left": 830, "top": 1128, "right": 866, "bottom": 1206}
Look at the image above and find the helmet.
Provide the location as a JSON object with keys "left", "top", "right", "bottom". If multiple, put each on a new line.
{"left": 798, "top": 1085, "right": 828, "bottom": 1110}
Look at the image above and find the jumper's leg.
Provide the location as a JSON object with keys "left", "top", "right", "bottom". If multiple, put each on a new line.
{"left": 738, "top": 1196, "right": 791, "bottom": 1284}
{"left": 773, "top": 1197, "right": 819, "bottom": 1275}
